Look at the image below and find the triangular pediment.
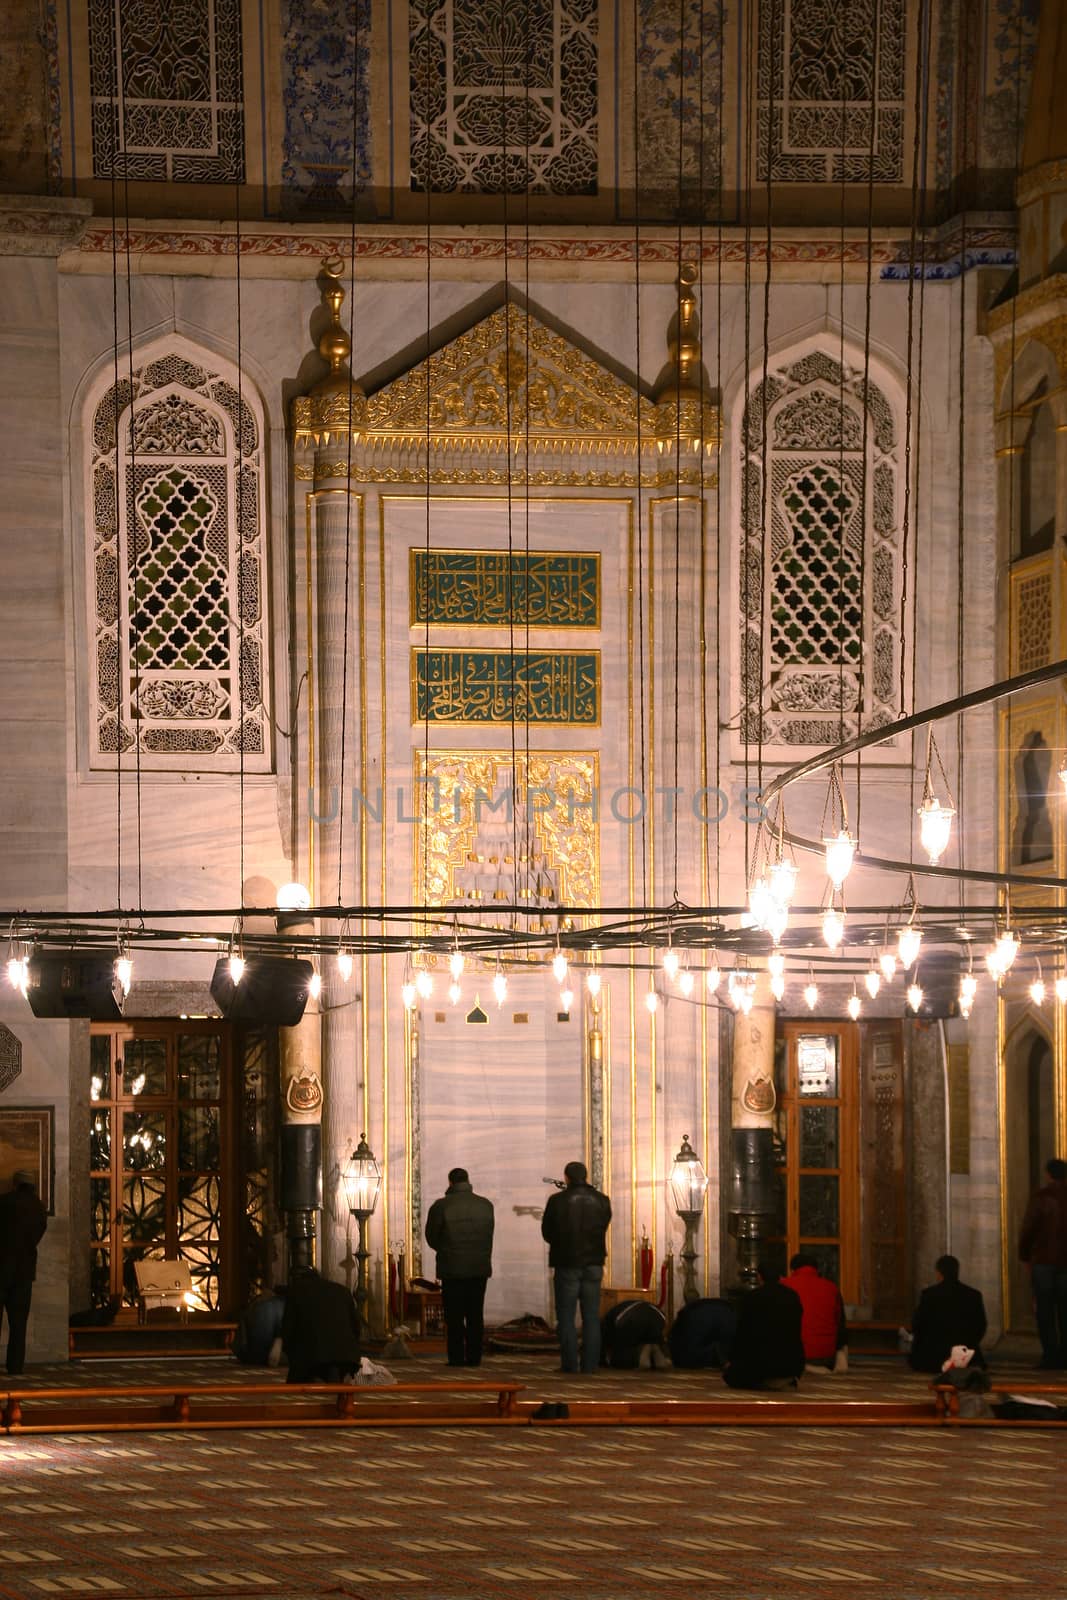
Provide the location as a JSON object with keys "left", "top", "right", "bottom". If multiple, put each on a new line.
{"left": 361, "top": 303, "right": 656, "bottom": 453}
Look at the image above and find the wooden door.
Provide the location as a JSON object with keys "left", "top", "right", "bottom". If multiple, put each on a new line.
{"left": 88, "top": 1021, "right": 235, "bottom": 1316}
{"left": 769, "top": 1023, "right": 861, "bottom": 1304}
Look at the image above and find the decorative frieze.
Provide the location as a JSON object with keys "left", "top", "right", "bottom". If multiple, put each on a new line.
{"left": 413, "top": 648, "right": 599, "bottom": 725}
{"left": 411, "top": 550, "right": 599, "bottom": 627}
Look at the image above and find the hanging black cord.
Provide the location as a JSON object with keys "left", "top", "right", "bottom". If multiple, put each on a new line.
{"left": 955, "top": 0, "right": 970, "bottom": 912}
{"left": 108, "top": 17, "right": 122, "bottom": 913}
{"left": 501, "top": 0, "right": 520, "bottom": 927}
{"left": 900, "top": 0, "right": 926, "bottom": 718}
{"left": 232, "top": 28, "right": 247, "bottom": 914}
{"left": 337, "top": 4, "right": 361, "bottom": 908}
{"left": 854, "top": 0, "right": 880, "bottom": 843}
{"left": 633, "top": 0, "right": 648, "bottom": 912}
{"left": 740, "top": 0, "right": 756, "bottom": 883}
{"left": 713, "top": 0, "right": 724, "bottom": 908}
{"left": 421, "top": 10, "right": 433, "bottom": 931}
{"left": 116, "top": 20, "right": 143, "bottom": 916}
{"left": 836, "top": 0, "right": 849, "bottom": 750}
{"left": 757, "top": 0, "right": 778, "bottom": 808}
{"left": 523, "top": 0, "right": 534, "bottom": 914}
{"left": 672, "top": 0, "right": 686, "bottom": 901}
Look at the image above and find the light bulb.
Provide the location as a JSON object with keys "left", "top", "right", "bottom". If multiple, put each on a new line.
{"left": 1056, "top": 977, "right": 1067, "bottom": 1004}
{"left": 768, "top": 950, "right": 786, "bottom": 980}
{"left": 748, "top": 877, "right": 773, "bottom": 930}
{"left": 994, "top": 930, "right": 1019, "bottom": 973}
{"left": 415, "top": 969, "right": 434, "bottom": 999}
{"left": 985, "top": 950, "right": 1002, "bottom": 980}
{"left": 897, "top": 925, "right": 922, "bottom": 968}
{"left": 228, "top": 954, "right": 245, "bottom": 984}
{"left": 662, "top": 948, "right": 680, "bottom": 981}
{"left": 906, "top": 981, "right": 923, "bottom": 1012}
{"left": 401, "top": 980, "right": 417, "bottom": 1009}
{"left": 448, "top": 981, "right": 462, "bottom": 1006}
{"left": 766, "top": 902, "right": 790, "bottom": 945}
{"left": 1059, "top": 757, "right": 1067, "bottom": 795}
{"left": 770, "top": 974, "right": 785, "bottom": 1002}
{"left": 559, "top": 987, "right": 574, "bottom": 1014}
{"left": 959, "top": 1000, "right": 972, "bottom": 1019}
{"left": 552, "top": 951, "right": 568, "bottom": 984}
{"left": 768, "top": 858, "right": 798, "bottom": 906}
{"left": 276, "top": 882, "right": 312, "bottom": 912}
{"left": 822, "top": 908, "right": 844, "bottom": 950}
{"left": 705, "top": 965, "right": 722, "bottom": 993}
{"left": 449, "top": 949, "right": 465, "bottom": 980}
{"left": 879, "top": 950, "right": 897, "bottom": 982}
{"left": 6, "top": 956, "right": 24, "bottom": 990}
{"left": 804, "top": 981, "right": 819, "bottom": 1010}
{"left": 847, "top": 992, "right": 862, "bottom": 1020}
{"left": 918, "top": 796, "right": 955, "bottom": 865}
{"left": 738, "top": 989, "right": 754, "bottom": 1015}
{"left": 115, "top": 955, "right": 133, "bottom": 995}
{"left": 645, "top": 985, "right": 659, "bottom": 1014}
{"left": 586, "top": 969, "right": 602, "bottom": 997}
{"left": 492, "top": 969, "right": 508, "bottom": 1007}
{"left": 679, "top": 969, "right": 695, "bottom": 997}
{"left": 960, "top": 972, "right": 978, "bottom": 1007}
{"left": 824, "top": 830, "right": 856, "bottom": 890}
{"left": 308, "top": 971, "right": 323, "bottom": 1001}
{"left": 1029, "top": 977, "right": 1046, "bottom": 1006}
{"left": 865, "top": 968, "right": 881, "bottom": 999}
{"left": 337, "top": 950, "right": 354, "bottom": 981}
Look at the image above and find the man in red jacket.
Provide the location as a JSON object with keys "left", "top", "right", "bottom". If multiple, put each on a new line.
{"left": 1019, "top": 1157, "right": 1067, "bottom": 1370}
{"left": 781, "top": 1252, "right": 847, "bottom": 1370}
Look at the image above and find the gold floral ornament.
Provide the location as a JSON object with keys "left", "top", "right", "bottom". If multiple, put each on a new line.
{"left": 654, "top": 263, "right": 721, "bottom": 458}
{"left": 291, "top": 256, "right": 366, "bottom": 449}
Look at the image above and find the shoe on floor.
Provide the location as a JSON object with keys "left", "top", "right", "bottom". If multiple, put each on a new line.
{"left": 637, "top": 1344, "right": 653, "bottom": 1370}
{"left": 649, "top": 1345, "right": 671, "bottom": 1370}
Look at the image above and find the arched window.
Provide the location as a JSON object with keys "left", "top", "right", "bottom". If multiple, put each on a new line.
{"left": 739, "top": 349, "right": 902, "bottom": 748}
{"left": 1020, "top": 395, "right": 1056, "bottom": 558}
{"left": 87, "top": 350, "right": 270, "bottom": 769}
{"left": 1012, "top": 730, "right": 1053, "bottom": 866}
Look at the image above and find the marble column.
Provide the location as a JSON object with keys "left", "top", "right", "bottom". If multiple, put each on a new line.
{"left": 728, "top": 1002, "right": 777, "bottom": 1291}
{"left": 311, "top": 489, "right": 364, "bottom": 1294}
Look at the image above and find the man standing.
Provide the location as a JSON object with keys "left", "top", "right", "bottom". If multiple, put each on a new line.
{"left": 0, "top": 1169, "right": 48, "bottom": 1376}
{"left": 1019, "top": 1157, "right": 1067, "bottom": 1370}
{"left": 425, "top": 1167, "right": 495, "bottom": 1367}
{"left": 541, "top": 1160, "right": 611, "bottom": 1374}
{"left": 908, "top": 1255, "right": 987, "bottom": 1372}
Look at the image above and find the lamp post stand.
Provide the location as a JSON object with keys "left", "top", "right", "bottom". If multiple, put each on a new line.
{"left": 678, "top": 1211, "right": 702, "bottom": 1303}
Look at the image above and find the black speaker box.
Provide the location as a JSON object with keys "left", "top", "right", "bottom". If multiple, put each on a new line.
{"left": 210, "top": 955, "right": 314, "bottom": 1026}
{"left": 25, "top": 951, "right": 123, "bottom": 1020}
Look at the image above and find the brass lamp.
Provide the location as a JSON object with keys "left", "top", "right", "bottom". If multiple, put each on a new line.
{"left": 669, "top": 1134, "right": 709, "bottom": 1304}
{"left": 342, "top": 1133, "right": 382, "bottom": 1328}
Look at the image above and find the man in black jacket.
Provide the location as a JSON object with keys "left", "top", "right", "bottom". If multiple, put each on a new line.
{"left": 281, "top": 1267, "right": 363, "bottom": 1383}
{"left": 908, "top": 1254, "right": 987, "bottom": 1372}
{"left": 0, "top": 1169, "right": 48, "bottom": 1375}
{"left": 722, "top": 1264, "right": 805, "bottom": 1390}
{"left": 425, "top": 1168, "right": 495, "bottom": 1367}
{"left": 541, "top": 1161, "right": 612, "bottom": 1374}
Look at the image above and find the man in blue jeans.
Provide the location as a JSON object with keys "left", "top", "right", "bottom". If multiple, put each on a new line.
{"left": 1019, "top": 1157, "right": 1067, "bottom": 1369}
{"left": 541, "top": 1161, "right": 612, "bottom": 1373}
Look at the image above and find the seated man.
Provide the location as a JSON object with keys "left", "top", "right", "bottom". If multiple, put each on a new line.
{"left": 281, "top": 1267, "right": 363, "bottom": 1384}
{"left": 668, "top": 1297, "right": 737, "bottom": 1369}
{"left": 908, "top": 1254, "right": 987, "bottom": 1373}
{"left": 600, "top": 1298, "right": 669, "bottom": 1369}
{"left": 722, "top": 1264, "right": 805, "bottom": 1391}
{"left": 781, "top": 1252, "right": 847, "bottom": 1370}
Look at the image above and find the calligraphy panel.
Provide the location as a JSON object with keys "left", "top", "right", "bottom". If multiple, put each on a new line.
{"left": 411, "top": 550, "right": 599, "bottom": 628}
{"left": 412, "top": 650, "right": 599, "bottom": 724}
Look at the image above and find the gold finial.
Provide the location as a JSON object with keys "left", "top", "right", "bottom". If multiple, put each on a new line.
{"left": 654, "top": 260, "right": 721, "bottom": 458}
{"left": 291, "top": 255, "right": 365, "bottom": 449}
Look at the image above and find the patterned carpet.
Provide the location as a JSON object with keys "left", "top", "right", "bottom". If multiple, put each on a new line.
{"left": 0, "top": 1353, "right": 1062, "bottom": 1599}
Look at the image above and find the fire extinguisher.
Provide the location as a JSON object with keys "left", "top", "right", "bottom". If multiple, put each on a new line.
{"left": 639, "top": 1227, "right": 654, "bottom": 1290}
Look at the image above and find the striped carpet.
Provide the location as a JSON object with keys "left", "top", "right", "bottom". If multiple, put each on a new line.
{"left": 0, "top": 1354, "right": 1061, "bottom": 1599}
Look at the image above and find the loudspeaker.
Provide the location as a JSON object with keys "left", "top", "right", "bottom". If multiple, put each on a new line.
{"left": 25, "top": 951, "right": 123, "bottom": 1020}
{"left": 210, "top": 955, "right": 314, "bottom": 1026}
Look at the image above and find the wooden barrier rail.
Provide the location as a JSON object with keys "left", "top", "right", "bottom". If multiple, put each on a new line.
{"left": 0, "top": 1379, "right": 525, "bottom": 1435}
{"left": 934, "top": 1380, "right": 1067, "bottom": 1423}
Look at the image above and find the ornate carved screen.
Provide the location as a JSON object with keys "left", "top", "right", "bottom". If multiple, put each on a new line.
{"left": 87, "top": 350, "right": 270, "bottom": 769}
{"left": 739, "top": 348, "right": 903, "bottom": 750}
